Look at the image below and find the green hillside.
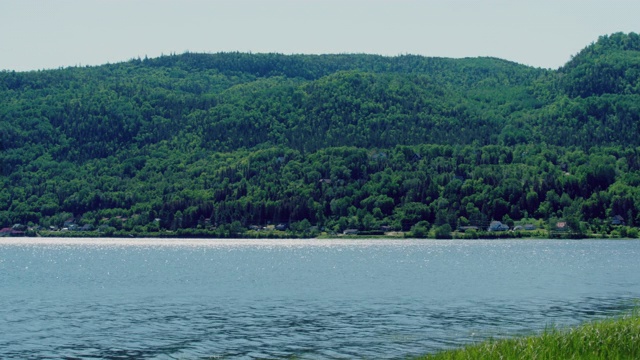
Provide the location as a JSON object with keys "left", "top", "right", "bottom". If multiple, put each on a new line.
{"left": 1, "top": 33, "right": 639, "bottom": 237}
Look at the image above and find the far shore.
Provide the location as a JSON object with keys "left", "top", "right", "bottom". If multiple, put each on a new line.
{"left": 0, "top": 235, "right": 637, "bottom": 246}
{"left": 20, "top": 227, "right": 640, "bottom": 240}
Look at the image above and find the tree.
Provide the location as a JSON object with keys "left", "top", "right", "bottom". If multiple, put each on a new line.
{"left": 410, "top": 221, "right": 430, "bottom": 238}
{"left": 433, "top": 224, "right": 452, "bottom": 239}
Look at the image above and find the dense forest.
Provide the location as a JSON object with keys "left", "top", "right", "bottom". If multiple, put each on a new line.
{"left": 2, "top": 32, "right": 640, "bottom": 238}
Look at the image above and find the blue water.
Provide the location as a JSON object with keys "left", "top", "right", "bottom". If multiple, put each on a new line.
{"left": 1, "top": 238, "right": 639, "bottom": 359}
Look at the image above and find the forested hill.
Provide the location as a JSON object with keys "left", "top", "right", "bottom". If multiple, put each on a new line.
{"left": 1, "top": 52, "right": 547, "bottom": 162}
{"left": 2, "top": 32, "right": 640, "bottom": 237}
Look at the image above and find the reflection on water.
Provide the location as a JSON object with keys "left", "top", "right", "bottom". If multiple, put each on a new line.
{"left": 1, "top": 239, "right": 639, "bottom": 359}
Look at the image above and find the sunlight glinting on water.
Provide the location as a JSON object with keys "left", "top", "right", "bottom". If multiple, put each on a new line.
{"left": 1, "top": 239, "right": 639, "bottom": 359}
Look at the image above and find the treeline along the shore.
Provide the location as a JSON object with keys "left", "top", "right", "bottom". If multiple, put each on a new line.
{"left": 1, "top": 33, "right": 640, "bottom": 237}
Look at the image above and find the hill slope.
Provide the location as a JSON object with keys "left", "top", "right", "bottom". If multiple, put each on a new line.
{"left": 1, "top": 33, "right": 639, "bottom": 236}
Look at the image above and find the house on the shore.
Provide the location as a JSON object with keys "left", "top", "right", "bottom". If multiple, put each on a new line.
{"left": 487, "top": 221, "right": 509, "bottom": 232}
{"left": 0, "top": 227, "right": 24, "bottom": 237}
{"left": 555, "top": 221, "right": 568, "bottom": 232}
{"left": 458, "top": 226, "right": 479, "bottom": 232}
{"left": 63, "top": 218, "right": 76, "bottom": 228}
{"left": 513, "top": 224, "right": 536, "bottom": 231}
{"left": 611, "top": 215, "right": 625, "bottom": 225}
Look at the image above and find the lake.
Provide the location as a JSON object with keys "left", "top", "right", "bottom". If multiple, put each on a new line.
{"left": 1, "top": 238, "right": 639, "bottom": 359}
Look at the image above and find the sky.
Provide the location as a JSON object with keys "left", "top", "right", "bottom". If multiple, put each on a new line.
{"left": 1, "top": 0, "right": 638, "bottom": 72}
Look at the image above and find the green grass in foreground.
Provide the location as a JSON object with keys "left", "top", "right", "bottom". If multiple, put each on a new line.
{"left": 417, "top": 312, "right": 640, "bottom": 360}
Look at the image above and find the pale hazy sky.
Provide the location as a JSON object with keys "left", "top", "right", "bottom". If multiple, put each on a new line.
{"left": 1, "top": 0, "right": 638, "bottom": 72}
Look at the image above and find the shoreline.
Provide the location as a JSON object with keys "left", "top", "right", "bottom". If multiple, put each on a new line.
{"left": 5, "top": 228, "right": 637, "bottom": 241}
{"left": 1, "top": 236, "right": 637, "bottom": 247}
{"left": 0, "top": 237, "right": 541, "bottom": 247}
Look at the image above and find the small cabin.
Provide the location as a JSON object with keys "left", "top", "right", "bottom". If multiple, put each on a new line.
{"left": 611, "top": 215, "right": 625, "bottom": 226}
{"left": 487, "top": 221, "right": 509, "bottom": 232}
{"left": 555, "top": 221, "right": 568, "bottom": 231}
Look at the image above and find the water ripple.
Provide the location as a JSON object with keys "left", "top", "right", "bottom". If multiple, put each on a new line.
{"left": 1, "top": 296, "right": 636, "bottom": 359}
